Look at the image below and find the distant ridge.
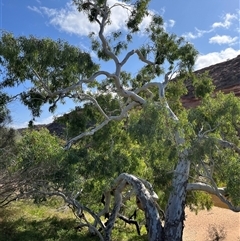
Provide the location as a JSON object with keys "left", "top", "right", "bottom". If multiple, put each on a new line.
{"left": 182, "top": 55, "right": 240, "bottom": 108}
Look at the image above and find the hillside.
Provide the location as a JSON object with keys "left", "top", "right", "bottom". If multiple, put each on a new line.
{"left": 182, "top": 54, "right": 240, "bottom": 108}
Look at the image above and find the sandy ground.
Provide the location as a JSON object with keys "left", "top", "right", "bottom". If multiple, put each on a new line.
{"left": 183, "top": 206, "right": 240, "bottom": 241}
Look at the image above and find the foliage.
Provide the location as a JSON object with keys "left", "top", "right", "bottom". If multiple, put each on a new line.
{"left": 0, "top": 126, "right": 17, "bottom": 171}
{"left": 188, "top": 92, "right": 240, "bottom": 206}
{"left": 16, "top": 128, "right": 63, "bottom": 170}
{"left": 0, "top": 92, "right": 11, "bottom": 124}
{"left": 0, "top": 32, "right": 99, "bottom": 117}
{"left": 11, "top": 128, "right": 70, "bottom": 198}
{"left": 165, "top": 78, "right": 188, "bottom": 114}
{"left": 186, "top": 191, "right": 213, "bottom": 213}
{"left": 57, "top": 101, "right": 150, "bottom": 205}
{"left": 0, "top": 0, "right": 239, "bottom": 240}
{"left": 192, "top": 72, "right": 215, "bottom": 98}
{"left": 128, "top": 102, "right": 178, "bottom": 200}
{"left": 0, "top": 98, "right": 20, "bottom": 207}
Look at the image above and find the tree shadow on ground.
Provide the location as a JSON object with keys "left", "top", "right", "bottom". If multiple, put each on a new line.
{"left": 0, "top": 215, "right": 99, "bottom": 241}
{"left": 0, "top": 206, "right": 148, "bottom": 241}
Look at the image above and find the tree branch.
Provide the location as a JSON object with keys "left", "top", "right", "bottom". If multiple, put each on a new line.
{"left": 64, "top": 101, "right": 138, "bottom": 149}
{"left": 38, "top": 190, "right": 106, "bottom": 237}
{"left": 135, "top": 49, "right": 155, "bottom": 66}
{"left": 104, "top": 173, "right": 163, "bottom": 241}
{"left": 32, "top": 68, "right": 52, "bottom": 96}
{"left": 217, "top": 139, "right": 240, "bottom": 155}
{"left": 187, "top": 183, "right": 226, "bottom": 196}
{"left": 98, "top": 2, "right": 119, "bottom": 66}
{"left": 76, "top": 92, "right": 109, "bottom": 120}
{"left": 48, "top": 71, "right": 114, "bottom": 97}
{"left": 105, "top": 179, "right": 127, "bottom": 241}
{"left": 187, "top": 182, "right": 240, "bottom": 212}
{"left": 120, "top": 49, "right": 135, "bottom": 67}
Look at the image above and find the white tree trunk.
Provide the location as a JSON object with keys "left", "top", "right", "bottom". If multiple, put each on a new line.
{"left": 164, "top": 155, "right": 190, "bottom": 241}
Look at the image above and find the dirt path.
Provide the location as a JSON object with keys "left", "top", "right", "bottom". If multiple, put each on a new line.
{"left": 183, "top": 207, "right": 240, "bottom": 241}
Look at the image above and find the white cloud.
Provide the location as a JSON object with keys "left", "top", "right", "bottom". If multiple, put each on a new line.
{"left": 160, "top": 7, "right": 165, "bottom": 15}
{"left": 168, "top": 19, "right": 175, "bottom": 28}
{"left": 194, "top": 48, "right": 240, "bottom": 70}
{"left": 30, "top": 0, "right": 153, "bottom": 36}
{"left": 163, "top": 19, "right": 176, "bottom": 31}
{"left": 183, "top": 12, "right": 238, "bottom": 41}
{"left": 183, "top": 31, "right": 201, "bottom": 40}
{"left": 10, "top": 116, "right": 55, "bottom": 129}
{"left": 183, "top": 28, "right": 212, "bottom": 40}
{"left": 39, "top": 3, "right": 99, "bottom": 36}
{"left": 10, "top": 121, "right": 29, "bottom": 129}
{"left": 34, "top": 116, "right": 55, "bottom": 125}
{"left": 212, "top": 13, "right": 237, "bottom": 29}
{"left": 209, "top": 35, "right": 238, "bottom": 45}
{"left": 27, "top": 6, "right": 43, "bottom": 16}
{"left": 138, "top": 13, "right": 153, "bottom": 32}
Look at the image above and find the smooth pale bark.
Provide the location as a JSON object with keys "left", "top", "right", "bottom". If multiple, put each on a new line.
{"left": 104, "top": 173, "right": 163, "bottom": 241}
{"left": 187, "top": 182, "right": 226, "bottom": 195}
{"left": 156, "top": 72, "right": 190, "bottom": 241}
{"left": 187, "top": 183, "right": 240, "bottom": 212}
{"left": 164, "top": 157, "right": 190, "bottom": 241}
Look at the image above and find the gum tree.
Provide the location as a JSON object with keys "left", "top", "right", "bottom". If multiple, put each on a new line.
{"left": 0, "top": 1, "right": 239, "bottom": 240}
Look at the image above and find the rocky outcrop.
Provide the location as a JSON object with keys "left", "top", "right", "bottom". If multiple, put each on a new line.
{"left": 182, "top": 55, "right": 240, "bottom": 108}
{"left": 46, "top": 122, "right": 65, "bottom": 137}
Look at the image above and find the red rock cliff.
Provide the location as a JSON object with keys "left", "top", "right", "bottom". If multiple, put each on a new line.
{"left": 181, "top": 55, "right": 240, "bottom": 108}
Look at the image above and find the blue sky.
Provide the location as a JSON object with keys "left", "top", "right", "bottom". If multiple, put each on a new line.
{"left": 1, "top": 0, "right": 240, "bottom": 128}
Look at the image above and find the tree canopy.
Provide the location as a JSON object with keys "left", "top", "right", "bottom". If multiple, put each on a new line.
{"left": 0, "top": 0, "right": 239, "bottom": 240}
